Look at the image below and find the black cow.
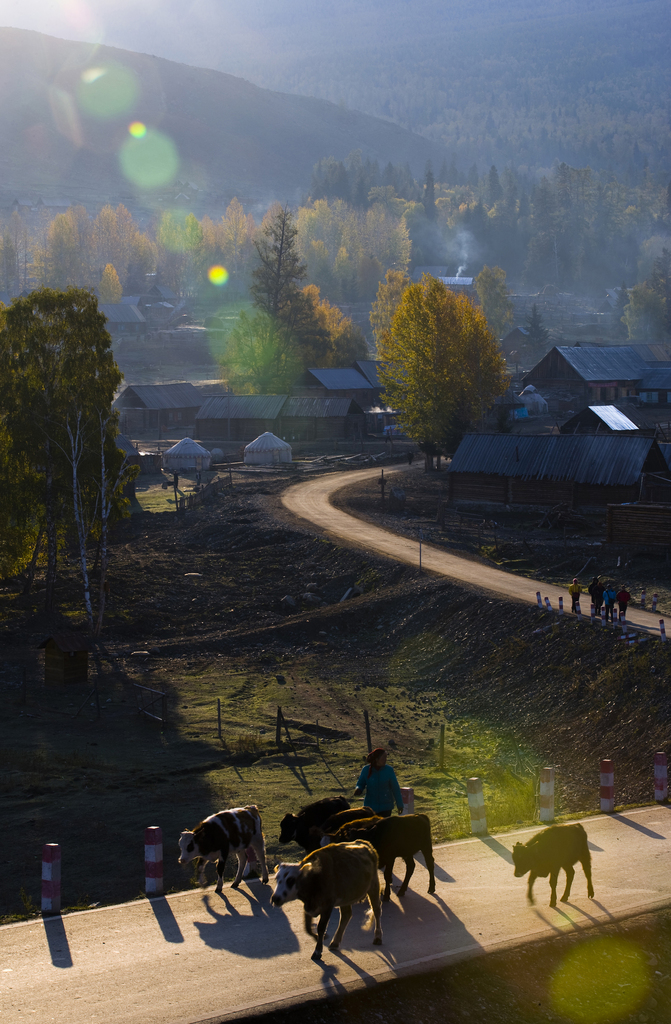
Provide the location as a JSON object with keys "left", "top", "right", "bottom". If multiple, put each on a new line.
{"left": 279, "top": 796, "right": 349, "bottom": 852}
{"left": 323, "top": 813, "right": 436, "bottom": 902}
{"left": 307, "top": 806, "right": 376, "bottom": 848}
{"left": 512, "top": 823, "right": 595, "bottom": 908}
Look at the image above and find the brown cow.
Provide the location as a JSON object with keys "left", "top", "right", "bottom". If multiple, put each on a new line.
{"left": 272, "top": 840, "right": 382, "bottom": 961}
{"left": 512, "top": 823, "right": 594, "bottom": 908}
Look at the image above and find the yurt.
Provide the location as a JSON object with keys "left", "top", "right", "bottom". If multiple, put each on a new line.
{"left": 162, "top": 437, "right": 212, "bottom": 472}
{"left": 518, "top": 385, "right": 549, "bottom": 416}
{"left": 244, "top": 432, "right": 292, "bottom": 465}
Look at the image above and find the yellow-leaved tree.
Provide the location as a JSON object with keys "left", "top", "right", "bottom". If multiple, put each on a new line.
{"left": 99, "top": 263, "right": 122, "bottom": 303}
{"left": 378, "top": 275, "right": 507, "bottom": 466}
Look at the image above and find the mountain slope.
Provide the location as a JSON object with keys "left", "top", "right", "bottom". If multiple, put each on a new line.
{"left": 0, "top": 27, "right": 447, "bottom": 210}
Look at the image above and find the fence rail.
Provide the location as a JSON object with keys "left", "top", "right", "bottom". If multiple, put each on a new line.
{"left": 134, "top": 683, "right": 167, "bottom": 730}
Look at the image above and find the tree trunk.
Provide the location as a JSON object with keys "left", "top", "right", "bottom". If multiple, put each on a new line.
{"left": 22, "top": 526, "right": 44, "bottom": 595}
{"left": 44, "top": 439, "right": 57, "bottom": 615}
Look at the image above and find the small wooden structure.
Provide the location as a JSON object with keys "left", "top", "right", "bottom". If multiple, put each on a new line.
{"left": 39, "top": 634, "right": 91, "bottom": 685}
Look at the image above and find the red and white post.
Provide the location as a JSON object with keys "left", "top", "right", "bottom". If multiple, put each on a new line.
{"left": 653, "top": 593, "right": 658, "bottom": 613}
{"left": 536, "top": 591, "right": 543, "bottom": 609}
{"left": 544, "top": 597, "right": 552, "bottom": 612}
{"left": 467, "top": 777, "right": 487, "bottom": 834}
{"left": 601, "top": 606, "right": 606, "bottom": 627}
{"left": 539, "top": 767, "right": 555, "bottom": 822}
{"left": 600, "top": 759, "right": 615, "bottom": 813}
{"left": 620, "top": 610, "right": 626, "bottom": 632}
{"left": 42, "top": 844, "right": 61, "bottom": 914}
{"left": 654, "top": 752, "right": 668, "bottom": 802}
{"left": 660, "top": 619, "right": 667, "bottom": 642}
{"left": 558, "top": 597, "right": 564, "bottom": 616}
{"left": 576, "top": 601, "right": 582, "bottom": 622}
{"left": 401, "top": 787, "right": 414, "bottom": 814}
{"left": 590, "top": 603, "right": 595, "bottom": 624}
{"left": 145, "top": 826, "right": 163, "bottom": 895}
{"left": 641, "top": 590, "right": 646, "bottom": 608}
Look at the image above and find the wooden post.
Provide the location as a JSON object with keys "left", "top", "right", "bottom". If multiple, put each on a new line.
{"left": 276, "top": 706, "right": 283, "bottom": 748}
{"left": 161, "top": 693, "right": 167, "bottom": 732}
{"left": 229, "top": 462, "right": 233, "bottom": 488}
{"left": 363, "top": 709, "right": 372, "bottom": 753}
{"left": 217, "top": 698, "right": 222, "bottom": 740}
{"left": 316, "top": 719, "right": 320, "bottom": 753}
{"left": 419, "top": 528, "right": 423, "bottom": 573}
{"left": 439, "top": 723, "right": 445, "bottom": 769}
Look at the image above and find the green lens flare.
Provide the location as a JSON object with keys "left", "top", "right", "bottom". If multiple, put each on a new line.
{"left": 208, "top": 265, "right": 229, "bottom": 286}
{"left": 551, "top": 937, "right": 649, "bottom": 1023}
{"left": 78, "top": 64, "right": 138, "bottom": 119}
{"left": 119, "top": 130, "right": 180, "bottom": 189}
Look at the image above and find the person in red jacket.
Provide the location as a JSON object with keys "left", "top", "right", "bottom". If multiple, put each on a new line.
{"left": 617, "top": 585, "right": 631, "bottom": 620}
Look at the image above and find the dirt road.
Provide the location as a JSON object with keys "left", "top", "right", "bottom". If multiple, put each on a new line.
{"left": 2, "top": 808, "right": 670, "bottom": 1024}
{"left": 282, "top": 467, "right": 664, "bottom": 635}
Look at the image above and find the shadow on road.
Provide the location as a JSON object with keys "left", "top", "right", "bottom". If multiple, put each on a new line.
{"left": 612, "top": 814, "right": 666, "bottom": 840}
{"left": 479, "top": 836, "right": 514, "bottom": 863}
{"left": 193, "top": 889, "right": 299, "bottom": 956}
{"left": 148, "top": 896, "right": 184, "bottom": 943}
{"left": 43, "top": 915, "right": 73, "bottom": 968}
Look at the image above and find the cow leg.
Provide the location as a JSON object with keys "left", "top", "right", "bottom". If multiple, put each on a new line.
{"left": 526, "top": 873, "right": 537, "bottom": 905}
{"left": 215, "top": 843, "right": 229, "bottom": 893}
{"left": 549, "top": 869, "right": 559, "bottom": 908}
{"left": 382, "top": 860, "right": 393, "bottom": 902}
{"left": 313, "top": 905, "right": 334, "bottom": 961}
{"left": 581, "top": 855, "right": 595, "bottom": 899}
{"left": 397, "top": 855, "right": 416, "bottom": 898}
{"left": 250, "top": 835, "right": 269, "bottom": 884}
{"left": 329, "top": 905, "right": 352, "bottom": 951}
{"left": 368, "top": 879, "right": 383, "bottom": 946}
{"left": 231, "top": 850, "right": 247, "bottom": 889}
{"left": 303, "top": 912, "right": 315, "bottom": 937}
{"left": 195, "top": 857, "right": 208, "bottom": 887}
{"left": 423, "top": 846, "right": 436, "bottom": 894}
{"left": 560, "top": 864, "right": 575, "bottom": 902}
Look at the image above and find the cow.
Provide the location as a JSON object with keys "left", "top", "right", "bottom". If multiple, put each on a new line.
{"left": 307, "top": 806, "right": 376, "bottom": 848}
{"left": 512, "top": 823, "right": 595, "bottom": 908}
{"left": 279, "top": 796, "right": 349, "bottom": 852}
{"left": 178, "top": 805, "right": 269, "bottom": 893}
{"left": 272, "top": 840, "right": 382, "bottom": 961}
{"left": 322, "top": 814, "right": 436, "bottom": 902}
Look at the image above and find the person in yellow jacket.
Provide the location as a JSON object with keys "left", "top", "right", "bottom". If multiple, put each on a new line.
{"left": 568, "top": 577, "right": 581, "bottom": 613}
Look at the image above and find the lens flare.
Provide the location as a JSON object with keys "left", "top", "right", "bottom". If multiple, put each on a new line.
{"left": 78, "top": 64, "right": 138, "bottom": 119}
{"left": 208, "top": 265, "right": 229, "bottom": 286}
{"left": 129, "top": 122, "right": 147, "bottom": 138}
{"left": 551, "top": 937, "right": 649, "bottom": 1023}
{"left": 119, "top": 130, "right": 180, "bottom": 189}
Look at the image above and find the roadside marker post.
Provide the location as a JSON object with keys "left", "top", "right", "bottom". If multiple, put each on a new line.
{"left": 654, "top": 752, "right": 668, "bottom": 803}
{"left": 558, "top": 597, "right": 564, "bottom": 616}
{"left": 601, "top": 607, "right": 606, "bottom": 627}
{"left": 145, "top": 826, "right": 163, "bottom": 895}
{"left": 660, "top": 619, "right": 667, "bottom": 642}
{"left": 653, "top": 594, "right": 658, "bottom": 613}
{"left": 539, "top": 767, "right": 555, "bottom": 822}
{"left": 544, "top": 597, "right": 552, "bottom": 612}
{"left": 641, "top": 590, "right": 646, "bottom": 609}
{"left": 536, "top": 591, "right": 543, "bottom": 609}
{"left": 600, "top": 759, "right": 615, "bottom": 813}
{"left": 575, "top": 601, "right": 582, "bottom": 622}
{"left": 620, "top": 611, "right": 627, "bottom": 633}
{"left": 590, "top": 603, "right": 595, "bottom": 624}
{"left": 401, "top": 787, "right": 414, "bottom": 815}
{"left": 41, "top": 844, "right": 61, "bottom": 914}
{"left": 467, "top": 777, "right": 487, "bottom": 834}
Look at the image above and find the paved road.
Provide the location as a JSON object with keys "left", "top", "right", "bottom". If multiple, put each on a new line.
{"left": 282, "top": 467, "right": 665, "bottom": 635}
{"left": 2, "top": 808, "right": 670, "bottom": 1024}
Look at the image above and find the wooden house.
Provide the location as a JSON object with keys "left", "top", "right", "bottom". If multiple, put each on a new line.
{"left": 291, "top": 367, "right": 377, "bottom": 406}
{"left": 446, "top": 433, "right": 669, "bottom": 509}
{"left": 278, "top": 397, "right": 365, "bottom": 441}
{"left": 195, "top": 394, "right": 287, "bottom": 442}
{"left": 113, "top": 382, "right": 202, "bottom": 435}
{"left": 39, "top": 634, "right": 91, "bottom": 685}
{"left": 522, "top": 346, "right": 647, "bottom": 410}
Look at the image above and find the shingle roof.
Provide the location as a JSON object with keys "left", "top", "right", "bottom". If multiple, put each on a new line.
{"left": 280, "top": 397, "right": 356, "bottom": 418}
{"left": 196, "top": 394, "right": 287, "bottom": 420}
{"left": 114, "top": 383, "right": 201, "bottom": 410}
{"left": 447, "top": 433, "right": 657, "bottom": 487}
{"left": 39, "top": 633, "right": 91, "bottom": 652}
{"left": 306, "top": 368, "right": 372, "bottom": 390}
{"left": 99, "top": 304, "right": 145, "bottom": 324}
{"left": 556, "top": 346, "right": 648, "bottom": 380}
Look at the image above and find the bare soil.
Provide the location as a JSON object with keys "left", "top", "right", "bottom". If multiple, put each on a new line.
{"left": 2, "top": 467, "right": 671, "bottom": 927}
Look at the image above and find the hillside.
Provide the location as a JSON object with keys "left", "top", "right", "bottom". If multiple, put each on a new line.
{"left": 0, "top": 28, "right": 447, "bottom": 211}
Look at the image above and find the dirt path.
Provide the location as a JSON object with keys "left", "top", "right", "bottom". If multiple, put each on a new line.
{"left": 282, "top": 467, "right": 665, "bottom": 636}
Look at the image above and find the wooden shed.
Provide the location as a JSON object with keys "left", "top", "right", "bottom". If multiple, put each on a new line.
{"left": 39, "top": 634, "right": 91, "bottom": 685}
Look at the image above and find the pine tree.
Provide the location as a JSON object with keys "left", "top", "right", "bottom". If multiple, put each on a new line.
{"left": 525, "top": 303, "right": 550, "bottom": 351}
{"left": 99, "top": 263, "right": 122, "bottom": 303}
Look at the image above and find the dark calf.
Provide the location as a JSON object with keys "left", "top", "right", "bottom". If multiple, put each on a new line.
{"left": 279, "top": 796, "right": 349, "bottom": 852}
{"left": 512, "top": 823, "right": 594, "bottom": 908}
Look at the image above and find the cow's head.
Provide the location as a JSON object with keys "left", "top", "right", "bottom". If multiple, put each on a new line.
{"left": 271, "top": 863, "right": 301, "bottom": 906}
{"left": 279, "top": 813, "right": 298, "bottom": 844}
{"left": 512, "top": 842, "right": 530, "bottom": 877}
{"left": 178, "top": 830, "right": 199, "bottom": 865}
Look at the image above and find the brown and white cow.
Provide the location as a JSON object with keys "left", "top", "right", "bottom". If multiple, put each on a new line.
{"left": 512, "top": 823, "right": 595, "bottom": 908}
{"left": 272, "top": 840, "right": 382, "bottom": 962}
{"left": 178, "top": 805, "right": 269, "bottom": 892}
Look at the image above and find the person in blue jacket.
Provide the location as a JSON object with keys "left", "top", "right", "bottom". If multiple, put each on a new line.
{"left": 354, "top": 747, "right": 403, "bottom": 817}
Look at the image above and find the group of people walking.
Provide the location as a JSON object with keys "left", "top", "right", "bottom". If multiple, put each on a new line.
{"left": 568, "top": 577, "right": 631, "bottom": 621}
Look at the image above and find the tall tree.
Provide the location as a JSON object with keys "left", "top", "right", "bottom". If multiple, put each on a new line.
{"left": 99, "top": 264, "right": 122, "bottom": 303}
{"left": 622, "top": 285, "right": 666, "bottom": 341}
{"left": 0, "top": 288, "right": 122, "bottom": 615}
{"left": 524, "top": 303, "right": 550, "bottom": 351}
{"left": 378, "top": 276, "right": 506, "bottom": 465}
{"left": 370, "top": 269, "right": 410, "bottom": 350}
{"left": 252, "top": 204, "right": 307, "bottom": 320}
{"left": 474, "top": 265, "right": 513, "bottom": 338}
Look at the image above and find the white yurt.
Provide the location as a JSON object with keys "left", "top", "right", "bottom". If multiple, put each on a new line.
{"left": 518, "top": 385, "right": 549, "bottom": 416}
{"left": 244, "top": 432, "right": 292, "bottom": 465}
{"left": 162, "top": 437, "right": 212, "bottom": 472}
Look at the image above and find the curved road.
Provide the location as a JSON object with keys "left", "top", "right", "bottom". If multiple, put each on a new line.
{"left": 282, "top": 466, "right": 664, "bottom": 635}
